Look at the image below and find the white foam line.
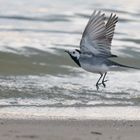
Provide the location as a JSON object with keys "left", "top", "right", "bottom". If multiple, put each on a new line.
{"left": 0, "top": 106, "right": 140, "bottom": 120}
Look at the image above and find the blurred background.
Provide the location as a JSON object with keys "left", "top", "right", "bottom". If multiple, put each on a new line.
{"left": 0, "top": 0, "right": 140, "bottom": 110}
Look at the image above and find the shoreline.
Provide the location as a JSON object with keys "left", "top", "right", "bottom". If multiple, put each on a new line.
{"left": 0, "top": 106, "right": 140, "bottom": 120}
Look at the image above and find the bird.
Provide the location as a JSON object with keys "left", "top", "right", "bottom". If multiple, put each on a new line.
{"left": 65, "top": 10, "right": 139, "bottom": 90}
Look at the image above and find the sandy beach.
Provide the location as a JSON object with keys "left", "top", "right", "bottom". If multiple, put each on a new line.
{"left": 0, "top": 107, "right": 140, "bottom": 140}
{"left": 0, "top": 119, "right": 139, "bottom": 140}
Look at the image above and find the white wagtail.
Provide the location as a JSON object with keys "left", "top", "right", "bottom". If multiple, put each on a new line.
{"left": 65, "top": 10, "right": 138, "bottom": 90}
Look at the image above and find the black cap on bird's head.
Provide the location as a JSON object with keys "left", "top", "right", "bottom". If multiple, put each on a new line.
{"left": 75, "top": 49, "right": 81, "bottom": 54}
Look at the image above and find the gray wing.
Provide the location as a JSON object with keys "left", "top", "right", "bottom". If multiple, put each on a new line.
{"left": 80, "top": 11, "right": 118, "bottom": 57}
{"left": 106, "top": 13, "right": 118, "bottom": 45}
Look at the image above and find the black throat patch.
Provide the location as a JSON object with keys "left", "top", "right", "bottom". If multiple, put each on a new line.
{"left": 69, "top": 55, "right": 81, "bottom": 67}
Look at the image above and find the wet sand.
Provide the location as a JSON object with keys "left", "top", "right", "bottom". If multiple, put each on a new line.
{"left": 0, "top": 119, "right": 140, "bottom": 140}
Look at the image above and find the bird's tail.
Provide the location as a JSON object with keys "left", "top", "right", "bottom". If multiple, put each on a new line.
{"left": 111, "top": 61, "right": 140, "bottom": 70}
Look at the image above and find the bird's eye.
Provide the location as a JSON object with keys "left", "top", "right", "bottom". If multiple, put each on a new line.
{"left": 73, "top": 52, "right": 75, "bottom": 54}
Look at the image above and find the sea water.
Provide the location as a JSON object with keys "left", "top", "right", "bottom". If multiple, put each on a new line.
{"left": 0, "top": 0, "right": 140, "bottom": 119}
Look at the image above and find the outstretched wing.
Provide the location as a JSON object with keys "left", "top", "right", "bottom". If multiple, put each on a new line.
{"left": 80, "top": 11, "right": 118, "bottom": 57}
{"left": 106, "top": 13, "right": 118, "bottom": 45}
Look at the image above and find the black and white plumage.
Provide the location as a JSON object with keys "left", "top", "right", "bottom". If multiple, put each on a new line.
{"left": 65, "top": 10, "right": 138, "bottom": 90}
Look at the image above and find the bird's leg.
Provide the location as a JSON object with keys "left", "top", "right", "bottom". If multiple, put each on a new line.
{"left": 102, "top": 72, "right": 108, "bottom": 87}
{"left": 96, "top": 73, "right": 103, "bottom": 90}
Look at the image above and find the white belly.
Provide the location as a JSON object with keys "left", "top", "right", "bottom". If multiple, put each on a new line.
{"left": 81, "top": 63, "right": 109, "bottom": 73}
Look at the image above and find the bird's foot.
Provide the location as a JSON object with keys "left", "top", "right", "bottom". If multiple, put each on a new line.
{"left": 102, "top": 80, "right": 108, "bottom": 88}
{"left": 96, "top": 83, "right": 99, "bottom": 90}
{"left": 98, "top": 80, "right": 108, "bottom": 88}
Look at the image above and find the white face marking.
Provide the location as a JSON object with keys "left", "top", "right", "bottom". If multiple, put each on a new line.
{"left": 69, "top": 50, "right": 80, "bottom": 59}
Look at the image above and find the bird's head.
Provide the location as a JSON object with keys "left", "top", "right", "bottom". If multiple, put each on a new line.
{"left": 65, "top": 49, "right": 81, "bottom": 67}
{"left": 65, "top": 49, "right": 81, "bottom": 59}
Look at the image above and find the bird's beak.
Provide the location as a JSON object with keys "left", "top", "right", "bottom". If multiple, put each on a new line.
{"left": 64, "top": 50, "right": 69, "bottom": 53}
